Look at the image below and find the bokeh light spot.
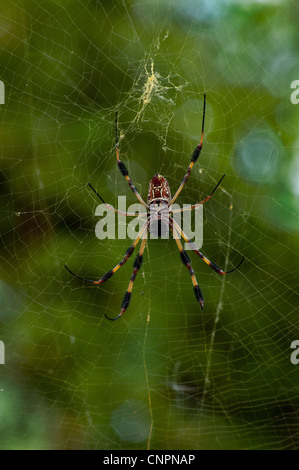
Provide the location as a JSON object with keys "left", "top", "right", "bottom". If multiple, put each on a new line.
{"left": 234, "top": 129, "right": 284, "bottom": 184}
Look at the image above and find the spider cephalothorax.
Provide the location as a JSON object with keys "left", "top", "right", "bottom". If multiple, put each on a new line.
{"left": 65, "top": 95, "right": 244, "bottom": 321}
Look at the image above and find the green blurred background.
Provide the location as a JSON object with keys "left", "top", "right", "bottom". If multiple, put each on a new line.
{"left": 1, "top": 0, "right": 299, "bottom": 450}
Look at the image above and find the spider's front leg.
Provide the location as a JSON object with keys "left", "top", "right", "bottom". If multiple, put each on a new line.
{"left": 171, "top": 174, "right": 226, "bottom": 214}
{"left": 115, "top": 112, "right": 148, "bottom": 209}
{"left": 170, "top": 94, "right": 206, "bottom": 205}
{"left": 88, "top": 183, "right": 144, "bottom": 217}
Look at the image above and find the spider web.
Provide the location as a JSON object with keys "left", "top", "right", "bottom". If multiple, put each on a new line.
{"left": 1, "top": 0, "right": 299, "bottom": 450}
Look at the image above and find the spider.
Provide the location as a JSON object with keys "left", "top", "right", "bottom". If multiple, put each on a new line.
{"left": 65, "top": 94, "right": 244, "bottom": 321}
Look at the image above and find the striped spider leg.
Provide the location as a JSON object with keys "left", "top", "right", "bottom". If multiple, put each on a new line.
{"left": 170, "top": 220, "right": 204, "bottom": 309}
{"left": 171, "top": 217, "right": 244, "bottom": 277}
{"left": 170, "top": 94, "right": 206, "bottom": 206}
{"left": 170, "top": 173, "right": 226, "bottom": 215}
{"left": 65, "top": 219, "right": 148, "bottom": 286}
{"left": 105, "top": 225, "right": 148, "bottom": 321}
{"left": 115, "top": 111, "right": 148, "bottom": 210}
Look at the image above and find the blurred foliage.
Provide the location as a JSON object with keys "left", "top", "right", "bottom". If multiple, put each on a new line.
{"left": 1, "top": 0, "right": 299, "bottom": 450}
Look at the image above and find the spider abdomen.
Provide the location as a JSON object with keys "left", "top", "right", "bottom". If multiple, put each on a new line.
{"left": 148, "top": 201, "right": 170, "bottom": 238}
{"left": 147, "top": 174, "right": 171, "bottom": 238}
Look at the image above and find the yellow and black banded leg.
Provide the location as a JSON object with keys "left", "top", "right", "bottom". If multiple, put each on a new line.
{"left": 171, "top": 217, "right": 244, "bottom": 275}
{"left": 171, "top": 224, "right": 204, "bottom": 309}
{"left": 170, "top": 94, "right": 206, "bottom": 206}
{"left": 171, "top": 174, "right": 226, "bottom": 214}
{"left": 115, "top": 112, "right": 148, "bottom": 209}
{"left": 105, "top": 234, "right": 147, "bottom": 321}
{"left": 65, "top": 221, "right": 148, "bottom": 285}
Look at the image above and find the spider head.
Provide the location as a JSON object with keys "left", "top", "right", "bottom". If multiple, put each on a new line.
{"left": 147, "top": 173, "right": 171, "bottom": 205}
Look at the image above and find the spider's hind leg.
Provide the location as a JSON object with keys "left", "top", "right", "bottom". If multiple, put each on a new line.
{"left": 171, "top": 217, "right": 244, "bottom": 275}
{"left": 65, "top": 221, "right": 148, "bottom": 287}
{"left": 171, "top": 222, "right": 204, "bottom": 310}
{"left": 105, "top": 232, "right": 148, "bottom": 321}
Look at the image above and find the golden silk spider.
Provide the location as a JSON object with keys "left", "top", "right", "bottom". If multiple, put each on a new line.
{"left": 65, "top": 95, "right": 244, "bottom": 320}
